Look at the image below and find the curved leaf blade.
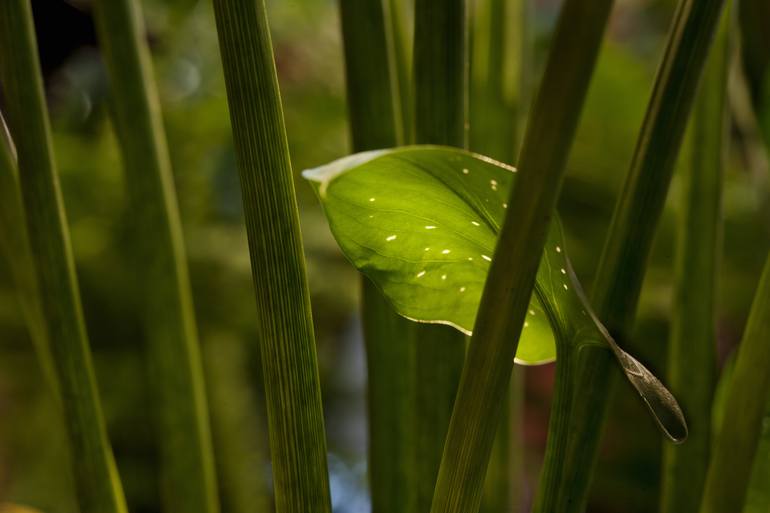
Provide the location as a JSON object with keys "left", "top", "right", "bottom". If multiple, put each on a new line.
{"left": 303, "top": 145, "right": 687, "bottom": 441}
{"left": 304, "top": 146, "right": 554, "bottom": 363}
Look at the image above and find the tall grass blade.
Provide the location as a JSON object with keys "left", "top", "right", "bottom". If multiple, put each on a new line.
{"left": 411, "top": 1, "right": 468, "bottom": 510}
{"left": 560, "top": 0, "right": 728, "bottom": 510}
{"left": 0, "top": 1, "right": 127, "bottom": 512}
{"left": 661, "top": 5, "right": 731, "bottom": 512}
{"left": 429, "top": 0, "right": 614, "bottom": 510}
{"left": 338, "top": 1, "right": 416, "bottom": 511}
{"left": 700, "top": 252, "right": 770, "bottom": 512}
{"left": 0, "top": 112, "right": 57, "bottom": 394}
{"left": 211, "top": 0, "right": 332, "bottom": 511}
{"left": 92, "top": 1, "right": 219, "bottom": 512}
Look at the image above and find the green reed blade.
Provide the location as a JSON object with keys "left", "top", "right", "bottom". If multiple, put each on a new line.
{"left": 661, "top": 4, "right": 732, "bottom": 512}
{"left": 92, "top": 1, "right": 220, "bottom": 512}
{"left": 211, "top": 0, "right": 331, "bottom": 511}
{"left": 429, "top": 0, "right": 614, "bottom": 510}
{"left": 338, "top": 1, "right": 416, "bottom": 511}
{"left": 0, "top": 1, "right": 128, "bottom": 512}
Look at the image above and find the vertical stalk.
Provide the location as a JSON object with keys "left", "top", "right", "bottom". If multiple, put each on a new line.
{"left": 470, "top": 0, "right": 527, "bottom": 162}
{"left": 338, "top": 1, "right": 416, "bottom": 511}
{"left": 470, "top": 1, "right": 531, "bottom": 510}
{"left": 0, "top": 2, "right": 127, "bottom": 512}
{"left": 412, "top": 1, "right": 468, "bottom": 509}
{"left": 532, "top": 339, "right": 578, "bottom": 512}
{"left": 661, "top": 5, "right": 731, "bottom": 512}
{"left": 91, "top": 2, "right": 220, "bottom": 513}
{"left": 387, "top": 0, "right": 414, "bottom": 145}
{"left": 429, "top": 0, "right": 613, "bottom": 511}
{"left": 700, "top": 252, "right": 770, "bottom": 513}
{"left": 211, "top": 1, "right": 332, "bottom": 511}
{"left": 560, "top": 0, "right": 727, "bottom": 510}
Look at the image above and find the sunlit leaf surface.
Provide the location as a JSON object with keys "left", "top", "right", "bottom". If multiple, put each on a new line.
{"left": 304, "top": 145, "right": 687, "bottom": 439}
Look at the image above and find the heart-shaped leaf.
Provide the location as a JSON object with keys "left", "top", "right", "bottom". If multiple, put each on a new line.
{"left": 303, "top": 145, "right": 687, "bottom": 441}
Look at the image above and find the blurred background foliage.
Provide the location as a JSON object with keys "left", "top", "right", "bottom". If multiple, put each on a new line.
{"left": 0, "top": 0, "right": 767, "bottom": 512}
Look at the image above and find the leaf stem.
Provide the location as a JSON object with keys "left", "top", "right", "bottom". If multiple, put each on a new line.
{"left": 532, "top": 338, "right": 578, "bottom": 512}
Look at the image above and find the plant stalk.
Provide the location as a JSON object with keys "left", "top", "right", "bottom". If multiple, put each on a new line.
{"left": 0, "top": 1, "right": 127, "bottom": 512}
{"left": 211, "top": 0, "right": 332, "bottom": 511}
{"left": 470, "top": 1, "right": 531, "bottom": 510}
{"left": 338, "top": 1, "right": 416, "bottom": 511}
{"left": 532, "top": 336, "right": 578, "bottom": 512}
{"left": 559, "top": 0, "right": 728, "bottom": 510}
{"left": 412, "top": 0, "right": 469, "bottom": 510}
{"left": 700, "top": 252, "right": 770, "bottom": 513}
{"left": 429, "top": 0, "right": 613, "bottom": 511}
{"left": 92, "top": 2, "right": 220, "bottom": 512}
{"left": 661, "top": 5, "right": 731, "bottom": 512}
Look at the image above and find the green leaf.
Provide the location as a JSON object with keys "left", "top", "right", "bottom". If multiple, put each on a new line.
{"left": 303, "top": 145, "right": 687, "bottom": 440}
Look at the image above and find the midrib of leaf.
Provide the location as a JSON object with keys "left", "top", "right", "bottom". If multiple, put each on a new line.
{"left": 429, "top": 0, "right": 614, "bottom": 509}
{"left": 559, "top": 0, "right": 728, "bottom": 510}
{"left": 700, "top": 252, "right": 770, "bottom": 513}
{"left": 0, "top": 1, "right": 127, "bottom": 512}
{"left": 337, "top": 1, "right": 416, "bottom": 512}
{"left": 412, "top": 1, "right": 469, "bottom": 511}
{"left": 211, "top": 1, "right": 332, "bottom": 512}
{"left": 92, "top": 1, "right": 219, "bottom": 512}
{"left": 661, "top": 4, "right": 731, "bottom": 512}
